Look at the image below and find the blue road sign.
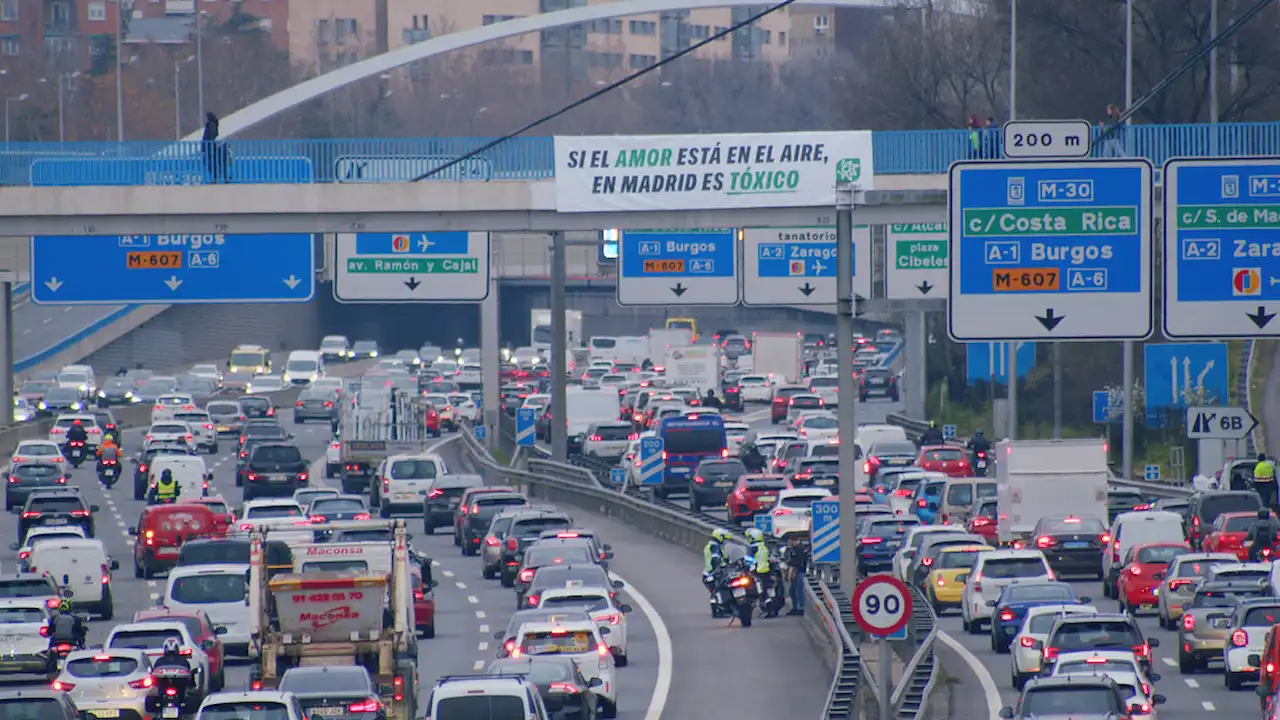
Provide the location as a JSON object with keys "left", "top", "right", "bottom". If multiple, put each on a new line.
{"left": 30, "top": 155, "right": 314, "bottom": 186}
{"left": 515, "top": 408, "right": 536, "bottom": 447}
{"left": 948, "top": 159, "right": 1154, "bottom": 341}
{"left": 942, "top": 424, "right": 957, "bottom": 440}
{"left": 30, "top": 234, "right": 315, "bottom": 305}
{"left": 1163, "top": 158, "right": 1280, "bottom": 338}
{"left": 1145, "top": 464, "right": 1161, "bottom": 482}
{"left": 609, "top": 467, "right": 626, "bottom": 487}
{"left": 965, "top": 342, "right": 1036, "bottom": 384}
{"left": 741, "top": 226, "right": 873, "bottom": 305}
{"left": 811, "top": 500, "right": 840, "bottom": 563}
{"left": 617, "top": 229, "right": 738, "bottom": 306}
{"left": 884, "top": 625, "right": 909, "bottom": 640}
{"left": 638, "top": 437, "right": 664, "bottom": 486}
{"left": 1143, "top": 343, "right": 1229, "bottom": 423}
{"left": 1092, "top": 390, "right": 1119, "bottom": 424}
{"left": 754, "top": 513, "right": 773, "bottom": 535}
{"left": 475, "top": 425, "right": 487, "bottom": 441}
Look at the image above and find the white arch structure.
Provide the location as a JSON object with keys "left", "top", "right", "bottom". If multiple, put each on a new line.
{"left": 188, "top": 0, "right": 896, "bottom": 141}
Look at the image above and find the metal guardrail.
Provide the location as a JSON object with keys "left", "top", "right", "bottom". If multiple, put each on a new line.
{"left": 1246, "top": 339, "right": 1263, "bottom": 456}
{"left": 9, "top": 122, "right": 1280, "bottom": 183}
{"left": 892, "top": 584, "right": 938, "bottom": 720}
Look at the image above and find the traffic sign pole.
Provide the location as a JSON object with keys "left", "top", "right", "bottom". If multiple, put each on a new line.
{"left": 852, "top": 575, "right": 914, "bottom": 720}
{"left": 836, "top": 185, "right": 860, "bottom": 594}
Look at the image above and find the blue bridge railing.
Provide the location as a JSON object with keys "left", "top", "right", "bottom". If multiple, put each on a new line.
{"left": 4, "top": 122, "right": 1280, "bottom": 187}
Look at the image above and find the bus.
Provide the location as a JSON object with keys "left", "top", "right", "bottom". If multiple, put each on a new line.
{"left": 656, "top": 414, "right": 727, "bottom": 498}
{"left": 228, "top": 344, "right": 271, "bottom": 375}
{"left": 666, "top": 317, "right": 697, "bottom": 342}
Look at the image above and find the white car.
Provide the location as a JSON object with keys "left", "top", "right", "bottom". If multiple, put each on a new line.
{"left": 448, "top": 393, "right": 481, "bottom": 424}
{"left": 807, "top": 375, "right": 840, "bottom": 407}
{"left": 247, "top": 376, "right": 288, "bottom": 394}
{"left": 11, "top": 440, "right": 68, "bottom": 473}
{"left": 146, "top": 421, "right": 195, "bottom": 451}
{"left": 455, "top": 364, "right": 483, "bottom": 386}
{"left": 770, "top": 487, "right": 833, "bottom": 539}
{"left": 49, "top": 413, "right": 104, "bottom": 449}
{"left": 724, "top": 422, "right": 750, "bottom": 453}
{"left": 582, "top": 422, "right": 634, "bottom": 459}
{"left": 512, "top": 618, "right": 617, "bottom": 716}
{"left": 53, "top": 648, "right": 157, "bottom": 719}
{"left": 195, "top": 691, "right": 307, "bottom": 720}
{"left": 536, "top": 583, "right": 635, "bottom": 666}
{"left": 151, "top": 393, "right": 197, "bottom": 422}
{"left": 1049, "top": 657, "right": 1164, "bottom": 717}
{"left": 56, "top": 370, "right": 94, "bottom": 397}
{"left": 785, "top": 393, "right": 825, "bottom": 421}
{"left": 173, "top": 410, "right": 219, "bottom": 453}
{"left": 105, "top": 621, "right": 211, "bottom": 697}
{"left": 793, "top": 413, "right": 839, "bottom": 440}
{"left": 325, "top": 438, "right": 342, "bottom": 478}
{"left": 960, "top": 550, "right": 1054, "bottom": 633}
{"left": 320, "top": 335, "right": 352, "bottom": 361}
{"left": 189, "top": 364, "right": 224, "bottom": 387}
{"left": 0, "top": 599, "right": 55, "bottom": 679}
{"left": 738, "top": 375, "right": 774, "bottom": 403}
{"left": 26, "top": 537, "right": 118, "bottom": 619}
{"left": 13, "top": 397, "right": 34, "bottom": 424}
{"left": 376, "top": 453, "right": 447, "bottom": 517}
{"left": 165, "top": 564, "right": 253, "bottom": 657}
{"left": 427, "top": 677, "right": 549, "bottom": 720}
{"left": 1009, "top": 604, "right": 1099, "bottom": 689}
{"left": 893, "top": 525, "right": 972, "bottom": 583}
{"left": 232, "top": 499, "right": 309, "bottom": 540}
{"left": 1224, "top": 600, "right": 1280, "bottom": 688}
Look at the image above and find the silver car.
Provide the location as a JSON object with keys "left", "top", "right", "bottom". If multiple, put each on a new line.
{"left": 481, "top": 509, "right": 530, "bottom": 582}
{"left": 146, "top": 422, "right": 194, "bottom": 451}
{"left": 53, "top": 648, "right": 158, "bottom": 718}
{"left": 206, "top": 401, "right": 246, "bottom": 436}
{"left": 1156, "top": 552, "right": 1237, "bottom": 630}
{"left": 1009, "top": 604, "right": 1098, "bottom": 690}
{"left": 0, "top": 599, "right": 55, "bottom": 680}
{"left": 173, "top": 411, "right": 218, "bottom": 454}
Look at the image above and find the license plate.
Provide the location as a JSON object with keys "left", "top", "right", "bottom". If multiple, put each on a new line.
{"left": 162, "top": 707, "right": 180, "bottom": 719}
{"left": 310, "top": 708, "right": 345, "bottom": 716}
{"left": 715, "top": 481, "right": 734, "bottom": 487}
{"left": 90, "top": 711, "right": 121, "bottom": 720}
{"left": 1141, "top": 603, "right": 1155, "bottom": 610}
{"left": 1064, "top": 541, "right": 1089, "bottom": 549}
{"left": 448, "top": 500, "right": 459, "bottom": 508}
{"left": 396, "top": 493, "right": 415, "bottom": 500}
{"left": 271, "top": 474, "right": 289, "bottom": 482}
{"left": 887, "top": 541, "right": 901, "bottom": 548}
{"left": 216, "top": 425, "right": 230, "bottom": 432}
{"left": 671, "top": 467, "right": 689, "bottom": 474}
{"left": 732, "top": 588, "right": 746, "bottom": 597}
{"left": 45, "top": 518, "right": 67, "bottom": 525}
{"left": 758, "top": 496, "right": 776, "bottom": 502}
{"left": 816, "top": 478, "right": 835, "bottom": 486}
{"left": 0, "top": 635, "right": 19, "bottom": 643}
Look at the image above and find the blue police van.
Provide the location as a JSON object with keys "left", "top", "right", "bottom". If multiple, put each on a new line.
{"left": 655, "top": 414, "right": 728, "bottom": 499}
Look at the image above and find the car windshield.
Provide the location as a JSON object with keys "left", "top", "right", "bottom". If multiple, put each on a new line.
{"left": 170, "top": 574, "right": 246, "bottom": 604}
{"left": 152, "top": 424, "right": 187, "bottom": 435}
{"left": 240, "top": 398, "right": 270, "bottom": 412}
{"left": 174, "top": 413, "right": 209, "bottom": 424}
{"left": 513, "top": 517, "right": 572, "bottom": 535}
{"left": 980, "top": 558, "right": 1047, "bottom": 579}
{"left": 476, "top": 496, "right": 527, "bottom": 509}
{"left": 1244, "top": 607, "right": 1280, "bottom": 626}
{"left": 540, "top": 594, "right": 610, "bottom": 613}
{"left": 44, "top": 388, "right": 79, "bottom": 402}
{"left": 867, "top": 521, "right": 917, "bottom": 538}
{"left": 0, "top": 579, "right": 55, "bottom": 597}
{"left": 526, "top": 546, "right": 594, "bottom": 566}
{"left": 0, "top": 698, "right": 63, "bottom": 719}
{"left": 1042, "top": 517, "right": 1108, "bottom": 534}
{"left": 922, "top": 448, "right": 965, "bottom": 462}
{"left": 390, "top": 461, "right": 438, "bottom": 479}
{"left": 1202, "top": 494, "right": 1262, "bottom": 518}
{"left": 1056, "top": 658, "right": 1135, "bottom": 675}
{"left": 780, "top": 494, "right": 827, "bottom": 508}
{"left": 1193, "top": 588, "right": 1265, "bottom": 607}
{"left": 105, "top": 378, "right": 132, "bottom": 391}
{"left": 802, "top": 416, "right": 838, "bottom": 429}
{"left": 744, "top": 477, "right": 787, "bottom": 491}
{"left": 200, "top": 703, "right": 292, "bottom": 720}
{"left": 938, "top": 549, "right": 987, "bottom": 569}
{"left": 1174, "top": 560, "right": 1221, "bottom": 578}
{"left": 435, "top": 696, "right": 524, "bottom": 719}
{"left": 874, "top": 440, "right": 918, "bottom": 455}
{"left": 0, "top": 606, "right": 46, "bottom": 623}
{"left": 110, "top": 629, "right": 183, "bottom": 649}
{"left": 13, "top": 465, "right": 60, "bottom": 479}
{"left": 1223, "top": 515, "right": 1258, "bottom": 531}
{"left": 1136, "top": 546, "right": 1189, "bottom": 564}
{"left": 1020, "top": 687, "right": 1120, "bottom": 715}
{"left": 311, "top": 499, "right": 366, "bottom": 514}
{"left": 67, "top": 656, "right": 141, "bottom": 677}
{"left": 207, "top": 403, "right": 239, "bottom": 415}
{"left": 1052, "top": 621, "right": 1141, "bottom": 651}
{"left": 521, "top": 629, "right": 598, "bottom": 655}
{"left": 280, "top": 666, "right": 370, "bottom": 694}
{"left": 663, "top": 429, "right": 724, "bottom": 454}
{"left": 1005, "top": 584, "right": 1075, "bottom": 603}
{"left": 489, "top": 660, "right": 576, "bottom": 684}
{"left": 246, "top": 506, "right": 302, "bottom": 518}
{"left": 287, "top": 360, "right": 319, "bottom": 372}
{"left": 253, "top": 447, "right": 302, "bottom": 463}
{"left": 1028, "top": 613, "right": 1074, "bottom": 634}
{"left": 29, "top": 497, "right": 84, "bottom": 513}
{"left": 17, "top": 444, "right": 57, "bottom": 456}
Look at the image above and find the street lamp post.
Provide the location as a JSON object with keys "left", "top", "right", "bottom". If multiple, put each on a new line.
{"left": 3, "top": 93, "right": 28, "bottom": 143}
{"left": 114, "top": 0, "right": 125, "bottom": 142}
{"left": 195, "top": 10, "right": 206, "bottom": 122}
{"left": 174, "top": 56, "right": 195, "bottom": 140}
{"left": 57, "top": 72, "right": 81, "bottom": 143}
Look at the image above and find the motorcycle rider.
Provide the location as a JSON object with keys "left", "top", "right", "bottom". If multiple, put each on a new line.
{"left": 149, "top": 468, "right": 181, "bottom": 504}
{"left": 1255, "top": 453, "right": 1277, "bottom": 511}
{"left": 49, "top": 597, "right": 85, "bottom": 650}
{"left": 703, "top": 528, "right": 731, "bottom": 617}
{"left": 919, "top": 421, "right": 944, "bottom": 446}
{"left": 1247, "top": 508, "right": 1280, "bottom": 562}
{"left": 152, "top": 637, "right": 195, "bottom": 705}
{"left": 745, "top": 528, "right": 779, "bottom": 617}
{"left": 96, "top": 437, "right": 121, "bottom": 484}
{"left": 967, "top": 429, "right": 991, "bottom": 473}
{"left": 702, "top": 389, "right": 722, "bottom": 410}
{"left": 65, "top": 418, "right": 89, "bottom": 446}
{"left": 742, "top": 443, "right": 766, "bottom": 473}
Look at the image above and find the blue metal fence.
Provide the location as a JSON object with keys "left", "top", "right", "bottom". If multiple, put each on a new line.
{"left": 5, "top": 122, "right": 1280, "bottom": 186}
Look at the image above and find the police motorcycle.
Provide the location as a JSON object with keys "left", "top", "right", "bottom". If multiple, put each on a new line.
{"left": 97, "top": 452, "right": 121, "bottom": 488}
{"left": 65, "top": 440, "right": 87, "bottom": 468}
{"left": 712, "top": 558, "right": 761, "bottom": 627}
{"left": 972, "top": 449, "right": 990, "bottom": 477}
{"left": 47, "top": 598, "right": 87, "bottom": 673}
{"left": 146, "top": 641, "right": 199, "bottom": 719}
{"left": 750, "top": 551, "right": 787, "bottom": 618}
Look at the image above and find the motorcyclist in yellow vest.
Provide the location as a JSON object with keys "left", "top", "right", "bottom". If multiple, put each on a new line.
{"left": 150, "top": 469, "right": 180, "bottom": 504}
{"left": 746, "top": 528, "right": 778, "bottom": 616}
{"left": 703, "top": 528, "right": 731, "bottom": 618}
{"left": 1255, "top": 453, "right": 1276, "bottom": 511}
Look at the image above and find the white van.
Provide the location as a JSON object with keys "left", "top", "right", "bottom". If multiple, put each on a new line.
{"left": 149, "top": 456, "right": 211, "bottom": 498}
{"left": 164, "top": 564, "right": 252, "bottom": 656}
{"left": 283, "top": 350, "right": 323, "bottom": 387}
{"left": 1104, "top": 510, "right": 1186, "bottom": 585}
{"left": 27, "top": 538, "right": 119, "bottom": 619}
{"left": 589, "top": 336, "right": 619, "bottom": 363}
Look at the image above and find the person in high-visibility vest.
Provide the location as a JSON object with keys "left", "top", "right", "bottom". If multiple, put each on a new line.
{"left": 1255, "top": 453, "right": 1276, "bottom": 511}
{"left": 150, "top": 469, "right": 180, "bottom": 504}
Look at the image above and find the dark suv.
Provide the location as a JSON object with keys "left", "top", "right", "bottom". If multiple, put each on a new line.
{"left": 498, "top": 509, "right": 574, "bottom": 585}
{"left": 237, "top": 395, "right": 277, "bottom": 420}
{"left": 4, "top": 463, "right": 67, "bottom": 511}
{"left": 689, "top": 458, "right": 747, "bottom": 514}
{"left": 15, "top": 489, "right": 97, "bottom": 541}
{"left": 512, "top": 537, "right": 601, "bottom": 608}
{"left": 1039, "top": 613, "right": 1157, "bottom": 677}
{"left": 423, "top": 474, "right": 485, "bottom": 534}
{"left": 458, "top": 491, "right": 530, "bottom": 556}
{"left": 1000, "top": 675, "right": 1162, "bottom": 719}
{"left": 859, "top": 369, "right": 900, "bottom": 401}
{"left": 1186, "top": 490, "right": 1263, "bottom": 549}
{"left": 243, "top": 443, "right": 309, "bottom": 500}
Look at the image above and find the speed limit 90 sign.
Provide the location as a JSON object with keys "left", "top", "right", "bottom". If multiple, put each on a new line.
{"left": 851, "top": 574, "right": 913, "bottom": 637}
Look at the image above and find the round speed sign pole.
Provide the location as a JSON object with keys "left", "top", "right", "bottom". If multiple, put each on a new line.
{"left": 852, "top": 574, "right": 913, "bottom": 720}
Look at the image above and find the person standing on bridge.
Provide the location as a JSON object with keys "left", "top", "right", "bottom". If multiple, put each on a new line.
{"left": 203, "top": 112, "right": 227, "bottom": 183}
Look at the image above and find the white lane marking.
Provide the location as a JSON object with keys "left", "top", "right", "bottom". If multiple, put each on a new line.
{"left": 472, "top": 660, "right": 484, "bottom": 670}
{"left": 937, "top": 631, "right": 1002, "bottom": 720}
{"left": 475, "top": 610, "right": 486, "bottom": 619}
{"left": 146, "top": 580, "right": 157, "bottom": 587}
{"left": 1184, "top": 678, "right": 1199, "bottom": 688}
{"left": 455, "top": 582, "right": 467, "bottom": 590}
{"left": 441, "top": 570, "right": 455, "bottom": 578}
{"left": 479, "top": 624, "right": 489, "bottom": 634}
{"left": 478, "top": 642, "right": 488, "bottom": 651}
{"left": 610, "top": 571, "right": 671, "bottom": 720}
{"left": 1161, "top": 658, "right": 1176, "bottom": 667}
{"left": 1202, "top": 702, "right": 1216, "bottom": 711}
{"left": 467, "top": 595, "right": 478, "bottom": 605}
{"left": 431, "top": 560, "right": 441, "bottom": 567}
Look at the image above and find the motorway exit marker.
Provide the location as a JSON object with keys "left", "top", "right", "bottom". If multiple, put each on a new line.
{"left": 1163, "top": 158, "right": 1280, "bottom": 338}
{"left": 947, "top": 158, "right": 1154, "bottom": 342}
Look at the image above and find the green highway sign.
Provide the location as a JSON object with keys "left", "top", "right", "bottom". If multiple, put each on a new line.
{"left": 886, "top": 223, "right": 949, "bottom": 299}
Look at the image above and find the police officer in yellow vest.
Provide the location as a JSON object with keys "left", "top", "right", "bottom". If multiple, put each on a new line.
{"left": 1255, "top": 453, "right": 1276, "bottom": 511}
{"left": 703, "top": 528, "right": 731, "bottom": 618}
{"left": 149, "top": 468, "right": 181, "bottom": 505}
{"left": 746, "top": 528, "right": 779, "bottom": 616}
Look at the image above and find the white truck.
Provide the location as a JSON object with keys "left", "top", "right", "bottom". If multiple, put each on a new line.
{"left": 530, "top": 309, "right": 583, "bottom": 354}
{"left": 995, "top": 438, "right": 1109, "bottom": 545}
{"left": 751, "top": 332, "right": 804, "bottom": 384}
{"left": 248, "top": 520, "right": 419, "bottom": 720}
{"left": 663, "top": 345, "right": 721, "bottom": 394}
{"left": 648, "top": 328, "right": 693, "bottom": 366}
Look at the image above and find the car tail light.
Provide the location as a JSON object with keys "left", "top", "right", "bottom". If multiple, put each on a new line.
{"left": 485, "top": 536, "right": 500, "bottom": 547}
{"left": 1133, "top": 643, "right": 1150, "bottom": 658}
{"left": 519, "top": 569, "right": 535, "bottom": 583}
{"left": 240, "top": 523, "right": 254, "bottom": 532}
{"left": 1168, "top": 579, "right": 1192, "bottom": 591}
{"left": 101, "top": 563, "right": 110, "bottom": 584}
{"left": 921, "top": 557, "right": 933, "bottom": 566}
{"left": 44, "top": 598, "right": 59, "bottom": 609}
{"left": 971, "top": 516, "right": 992, "bottom": 527}
{"left": 129, "top": 675, "right": 155, "bottom": 689}
{"left": 266, "top": 408, "right": 275, "bottom": 416}
{"left": 18, "top": 550, "right": 29, "bottom": 560}
{"left": 203, "top": 423, "right": 214, "bottom": 430}
{"left": 548, "top": 682, "right": 579, "bottom": 694}
{"left": 145, "top": 434, "right": 153, "bottom": 441}
{"left": 772, "top": 507, "right": 792, "bottom": 516}
{"left": 693, "top": 475, "right": 705, "bottom": 485}
{"left": 527, "top": 594, "right": 540, "bottom": 606}
{"left": 1042, "top": 646, "right": 1059, "bottom": 661}
{"left": 1101, "top": 533, "right": 1111, "bottom": 545}
{"left": 999, "top": 609, "right": 1015, "bottom": 621}
{"left": 71, "top": 509, "right": 90, "bottom": 517}
{"left": 20, "top": 511, "right": 39, "bottom": 518}
{"left": 1020, "top": 636, "right": 1036, "bottom": 648}
{"left": 250, "top": 680, "right": 263, "bottom": 690}
{"left": 506, "top": 537, "right": 519, "bottom": 552}
{"left": 349, "top": 699, "right": 381, "bottom": 713}
{"left": 184, "top": 434, "right": 193, "bottom": 442}
{"left": 353, "top": 513, "right": 371, "bottom": 520}
{"left": 588, "top": 434, "right": 602, "bottom": 442}
{"left": 601, "top": 613, "right": 621, "bottom": 625}
{"left": 1232, "top": 629, "right": 1248, "bottom": 647}
{"left": 504, "top": 639, "right": 515, "bottom": 654}
{"left": 310, "top": 516, "right": 328, "bottom": 524}
{"left": 1036, "top": 536, "right": 1055, "bottom": 549}
{"left": 1129, "top": 565, "right": 1143, "bottom": 576}
{"left": 51, "top": 680, "right": 74, "bottom": 691}
{"left": 860, "top": 537, "right": 883, "bottom": 545}
{"left": 894, "top": 489, "right": 912, "bottom": 497}
{"left": 296, "top": 401, "right": 304, "bottom": 407}
{"left": 247, "top": 473, "right": 258, "bottom": 482}
{"left": 1183, "top": 614, "right": 1195, "bottom": 631}
{"left": 470, "top": 504, "right": 480, "bottom": 514}
{"left": 598, "top": 643, "right": 609, "bottom": 657}
{"left": 661, "top": 450, "right": 668, "bottom": 460}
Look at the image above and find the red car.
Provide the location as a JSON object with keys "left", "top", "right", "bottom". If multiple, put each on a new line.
{"left": 1202, "top": 510, "right": 1276, "bottom": 558}
{"left": 966, "top": 499, "right": 999, "bottom": 543}
{"left": 187, "top": 496, "right": 234, "bottom": 537}
{"left": 725, "top": 474, "right": 788, "bottom": 524}
{"left": 915, "top": 446, "right": 973, "bottom": 478}
{"left": 133, "top": 608, "right": 226, "bottom": 691}
{"left": 423, "top": 406, "right": 442, "bottom": 437}
{"left": 770, "top": 386, "right": 810, "bottom": 424}
{"left": 411, "top": 568, "right": 436, "bottom": 639}
{"left": 1116, "top": 542, "right": 1190, "bottom": 613}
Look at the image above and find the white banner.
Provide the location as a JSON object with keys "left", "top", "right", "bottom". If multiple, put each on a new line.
{"left": 553, "top": 131, "right": 875, "bottom": 213}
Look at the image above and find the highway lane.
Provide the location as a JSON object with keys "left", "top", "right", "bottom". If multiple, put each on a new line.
{"left": 14, "top": 303, "right": 129, "bottom": 367}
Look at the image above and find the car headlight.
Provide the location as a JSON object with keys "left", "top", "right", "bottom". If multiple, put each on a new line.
{"left": 70, "top": 402, "right": 81, "bottom": 410}
{"left": 37, "top": 402, "right": 46, "bottom": 410}
{"left": 97, "top": 390, "right": 105, "bottom": 398}
{"left": 370, "top": 351, "right": 378, "bottom": 357}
